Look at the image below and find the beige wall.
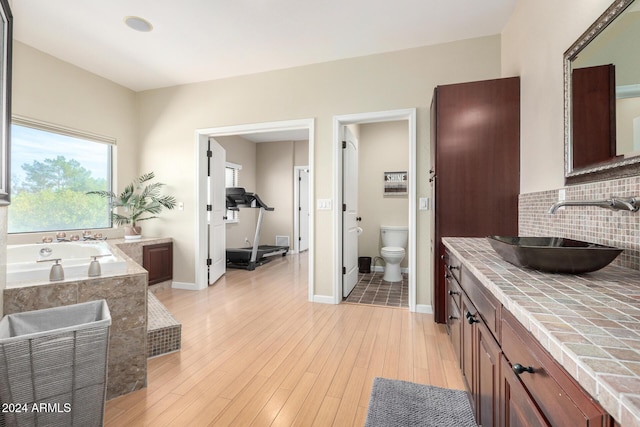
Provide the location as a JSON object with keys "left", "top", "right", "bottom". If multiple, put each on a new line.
{"left": 216, "top": 135, "right": 257, "bottom": 249}
{"left": 501, "top": 0, "right": 614, "bottom": 194}
{"left": 357, "top": 121, "right": 409, "bottom": 268}
{"left": 136, "top": 36, "right": 503, "bottom": 303}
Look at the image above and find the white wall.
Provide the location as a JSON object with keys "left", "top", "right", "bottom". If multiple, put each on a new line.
{"left": 136, "top": 36, "right": 503, "bottom": 303}
{"left": 501, "top": 0, "right": 614, "bottom": 193}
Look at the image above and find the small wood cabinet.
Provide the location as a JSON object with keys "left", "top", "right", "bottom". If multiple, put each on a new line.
{"left": 444, "top": 248, "right": 612, "bottom": 427}
{"left": 143, "top": 242, "right": 173, "bottom": 285}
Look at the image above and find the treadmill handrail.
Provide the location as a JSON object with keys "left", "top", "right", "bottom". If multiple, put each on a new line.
{"left": 226, "top": 187, "right": 275, "bottom": 211}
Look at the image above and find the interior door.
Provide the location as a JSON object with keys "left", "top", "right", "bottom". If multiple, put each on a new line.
{"left": 298, "top": 168, "right": 310, "bottom": 252}
{"left": 342, "top": 127, "right": 359, "bottom": 297}
{"left": 208, "top": 137, "right": 226, "bottom": 284}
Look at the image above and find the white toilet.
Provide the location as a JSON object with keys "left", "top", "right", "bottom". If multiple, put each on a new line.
{"left": 380, "top": 225, "right": 408, "bottom": 282}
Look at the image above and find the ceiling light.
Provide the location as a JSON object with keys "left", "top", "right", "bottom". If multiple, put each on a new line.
{"left": 124, "top": 16, "right": 153, "bottom": 32}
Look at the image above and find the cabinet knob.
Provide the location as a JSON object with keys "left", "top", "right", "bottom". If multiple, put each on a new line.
{"left": 448, "top": 290, "right": 460, "bottom": 296}
{"left": 465, "top": 311, "right": 479, "bottom": 324}
{"left": 512, "top": 363, "right": 534, "bottom": 375}
{"left": 448, "top": 265, "right": 460, "bottom": 271}
{"left": 445, "top": 273, "right": 452, "bottom": 279}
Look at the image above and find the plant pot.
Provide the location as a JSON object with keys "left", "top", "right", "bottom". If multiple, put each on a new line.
{"left": 124, "top": 225, "right": 142, "bottom": 240}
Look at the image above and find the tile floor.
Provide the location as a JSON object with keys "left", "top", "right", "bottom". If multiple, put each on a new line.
{"left": 345, "top": 271, "right": 409, "bottom": 308}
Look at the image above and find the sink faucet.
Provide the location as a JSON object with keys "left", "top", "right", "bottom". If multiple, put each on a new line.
{"left": 548, "top": 197, "right": 639, "bottom": 214}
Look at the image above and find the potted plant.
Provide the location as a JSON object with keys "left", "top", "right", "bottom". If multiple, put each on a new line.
{"left": 87, "top": 172, "right": 176, "bottom": 239}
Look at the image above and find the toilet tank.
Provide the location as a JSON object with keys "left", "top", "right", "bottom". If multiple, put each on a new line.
{"left": 380, "top": 226, "right": 408, "bottom": 248}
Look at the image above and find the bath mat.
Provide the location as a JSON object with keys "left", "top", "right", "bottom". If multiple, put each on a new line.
{"left": 365, "top": 377, "right": 477, "bottom": 427}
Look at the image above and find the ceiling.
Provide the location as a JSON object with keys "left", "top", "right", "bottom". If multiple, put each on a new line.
{"left": 11, "top": 0, "right": 517, "bottom": 93}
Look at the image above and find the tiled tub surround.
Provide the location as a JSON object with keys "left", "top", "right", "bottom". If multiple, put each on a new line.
{"left": 519, "top": 176, "right": 640, "bottom": 270}
{"left": 443, "top": 237, "right": 640, "bottom": 426}
{"left": 147, "top": 291, "right": 181, "bottom": 358}
{"left": 114, "top": 237, "right": 173, "bottom": 292}
{"left": 2, "top": 244, "right": 148, "bottom": 400}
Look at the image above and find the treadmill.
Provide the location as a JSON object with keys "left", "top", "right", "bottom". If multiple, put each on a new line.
{"left": 225, "top": 187, "right": 289, "bottom": 270}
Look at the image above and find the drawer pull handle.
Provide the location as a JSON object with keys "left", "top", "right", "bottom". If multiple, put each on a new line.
{"left": 448, "top": 290, "right": 460, "bottom": 296}
{"left": 448, "top": 265, "right": 460, "bottom": 270}
{"left": 513, "top": 364, "right": 534, "bottom": 375}
{"left": 465, "top": 311, "right": 479, "bottom": 324}
{"left": 448, "top": 315, "right": 458, "bottom": 320}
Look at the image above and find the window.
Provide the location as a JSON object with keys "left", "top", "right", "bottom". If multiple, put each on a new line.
{"left": 8, "top": 119, "right": 114, "bottom": 233}
{"left": 225, "top": 162, "right": 241, "bottom": 222}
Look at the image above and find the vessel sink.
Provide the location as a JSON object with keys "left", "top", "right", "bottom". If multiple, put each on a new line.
{"left": 487, "top": 236, "right": 623, "bottom": 274}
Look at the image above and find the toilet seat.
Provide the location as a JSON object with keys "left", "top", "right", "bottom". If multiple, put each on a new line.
{"left": 381, "top": 247, "right": 405, "bottom": 255}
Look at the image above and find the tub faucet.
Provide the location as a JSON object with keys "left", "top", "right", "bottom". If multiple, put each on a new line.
{"left": 548, "top": 197, "right": 639, "bottom": 214}
{"left": 37, "top": 258, "right": 64, "bottom": 281}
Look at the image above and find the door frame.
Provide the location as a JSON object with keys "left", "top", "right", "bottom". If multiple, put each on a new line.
{"left": 332, "top": 109, "right": 417, "bottom": 311}
{"left": 195, "top": 119, "right": 315, "bottom": 299}
{"left": 293, "top": 165, "right": 310, "bottom": 254}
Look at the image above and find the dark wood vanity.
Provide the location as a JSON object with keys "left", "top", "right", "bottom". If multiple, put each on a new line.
{"left": 443, "top": 240, "right": 623, "bottom": 427}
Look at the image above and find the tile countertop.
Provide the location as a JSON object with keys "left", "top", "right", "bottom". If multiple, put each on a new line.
{"left": 442, "top": 237, "right": 640, "bottom": 427}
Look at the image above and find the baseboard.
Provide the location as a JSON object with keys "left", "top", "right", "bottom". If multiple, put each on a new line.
{"left": 312, "top": 295, "right": 336, "bottom": 304}
{"left": 415, "top": 304, "right": 433, "bottom": 314}
{"left": 171, "top": 281, "right": 199, "bottom": 291}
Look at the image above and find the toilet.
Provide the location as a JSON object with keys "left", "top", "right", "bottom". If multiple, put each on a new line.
{"left": 380, "top": 225, "right": 408, "bottom": 282}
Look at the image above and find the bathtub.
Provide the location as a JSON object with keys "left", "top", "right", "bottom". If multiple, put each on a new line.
{"left": 7, "top": 241, "right": 128, "bottom": 284}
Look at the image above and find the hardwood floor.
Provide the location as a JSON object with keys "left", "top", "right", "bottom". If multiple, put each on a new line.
{"left": 104, "top": 253, "right": 465, "bottom": 426}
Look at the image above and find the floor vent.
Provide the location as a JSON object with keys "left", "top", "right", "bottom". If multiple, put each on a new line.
{"left": 276, "top": 235, "right": 290, "bottom": 247}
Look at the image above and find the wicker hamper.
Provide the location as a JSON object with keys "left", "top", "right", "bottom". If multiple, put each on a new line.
{"left": 0, "top": 300, "right": 111, "bottom": 427}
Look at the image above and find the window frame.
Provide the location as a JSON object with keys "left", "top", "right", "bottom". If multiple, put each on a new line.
{"left": 9, "top": 116, "right": 115, "bottom": 234}
{"left": 225, "top": 161, "right": 241, "bottom": 223}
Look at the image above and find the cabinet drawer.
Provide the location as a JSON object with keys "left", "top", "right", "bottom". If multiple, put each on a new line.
{"left": 461, "top": 269, "right": 500, "bottom": 341}
{"left": 446, "top": 273, "right": 462, "bottom": 310}
{"left": 501, "top": 309, "right": 609, "bottom": 427}
{"left": 444, "top": 250, "right": 462, "bottom": 283}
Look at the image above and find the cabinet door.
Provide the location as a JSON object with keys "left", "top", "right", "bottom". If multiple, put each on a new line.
{"left": 143, "top": 242, "right": 173, "bottom": 285}
{"left": 461, "top": 295, "right": 475, "bottom": 400}
{"left": 500, "top": 355, "right": 549, "bottom": 427}
{"left": 447, "top": 286, "right": 462, "bottom": 368}
{"left": 477, "top": 321, "right": 501, "bottom": 427}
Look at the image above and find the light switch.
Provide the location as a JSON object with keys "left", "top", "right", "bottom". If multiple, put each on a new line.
{"left": 317, "top": 199, "right": 332, "bottom": 210}
{"left": 419, "top": 198, "right": 430, "bottom": 210}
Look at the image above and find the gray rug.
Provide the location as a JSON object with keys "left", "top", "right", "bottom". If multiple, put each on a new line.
{"left": 365, "top": 377, "right": 477, "bottom": 427}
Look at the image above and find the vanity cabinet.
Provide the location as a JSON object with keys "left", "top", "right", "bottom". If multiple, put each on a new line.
{"left": 444, "top": 248, "right": 612, "bottom": 427}
{"left": 143, "top": 242, "right": 173, "bottom": 285}
{"left": 431, "top": 77, "right": 520, "bottom": 324}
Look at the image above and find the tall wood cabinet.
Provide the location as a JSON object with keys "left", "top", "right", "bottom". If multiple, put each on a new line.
{"left": 431, "top": 77, "right": 520, "bottom": 324}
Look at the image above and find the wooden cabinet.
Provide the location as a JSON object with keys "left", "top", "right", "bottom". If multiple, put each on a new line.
{"left": 501, "top": 309, "right": 610, "bottom": 427}
{"left": 431, "top": 77, "right": 520, "bottom": 324}
{"left": 444, "top": 248, "right": 612, "bottom": 427}
{"left": 143, "top": 242, "right": 173, "bottom": 285}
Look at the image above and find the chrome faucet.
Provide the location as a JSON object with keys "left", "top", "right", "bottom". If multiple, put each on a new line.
{"left": 548, "top": 197, "right": 639, "bottom": 214}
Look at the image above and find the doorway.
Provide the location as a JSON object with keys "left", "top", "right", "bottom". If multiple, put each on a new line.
{"left": 333, "top": 109, "right": 417, "bottom": 311}
{"left": 195, "top": 119, "right": 315, "bottom": 300}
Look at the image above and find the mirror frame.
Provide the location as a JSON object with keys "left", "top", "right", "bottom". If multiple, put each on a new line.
{"left": 0, "top": 0, "right": 10, "bottom": 205}
{"left": 564, "top": 0, "right": 640, "bottom": 185}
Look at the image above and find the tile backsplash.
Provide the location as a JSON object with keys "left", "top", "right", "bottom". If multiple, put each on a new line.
{"left": 519, "top": 176, "right": 640, "bottom": 270}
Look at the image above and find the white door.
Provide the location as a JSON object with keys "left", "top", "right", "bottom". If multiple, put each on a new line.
{"left": 298, "top": 168, "right": 310, "bottom": 252}
{"left": 342, "top": 127, "right": 359, "bottom": 297}
{"left": 208, "top": 137, "right": 226, "bottom": 284}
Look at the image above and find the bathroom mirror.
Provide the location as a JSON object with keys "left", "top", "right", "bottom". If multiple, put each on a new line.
{"left": 564, "top": 0, "right": 640, "bottom": 184}
{"left": 0, "top": 0, "right": 10, "bottom": 205}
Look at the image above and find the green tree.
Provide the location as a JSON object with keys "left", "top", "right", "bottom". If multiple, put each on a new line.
{"left": 8, "top": 156, "right": 109, "bottom": 233}
{"left": 19, "top": 156, "right": 105, "bottom": 193}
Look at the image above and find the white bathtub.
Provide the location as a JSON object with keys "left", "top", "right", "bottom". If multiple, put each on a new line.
{"left": 7, "top": 241, "right": 128, "bottom": 284}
